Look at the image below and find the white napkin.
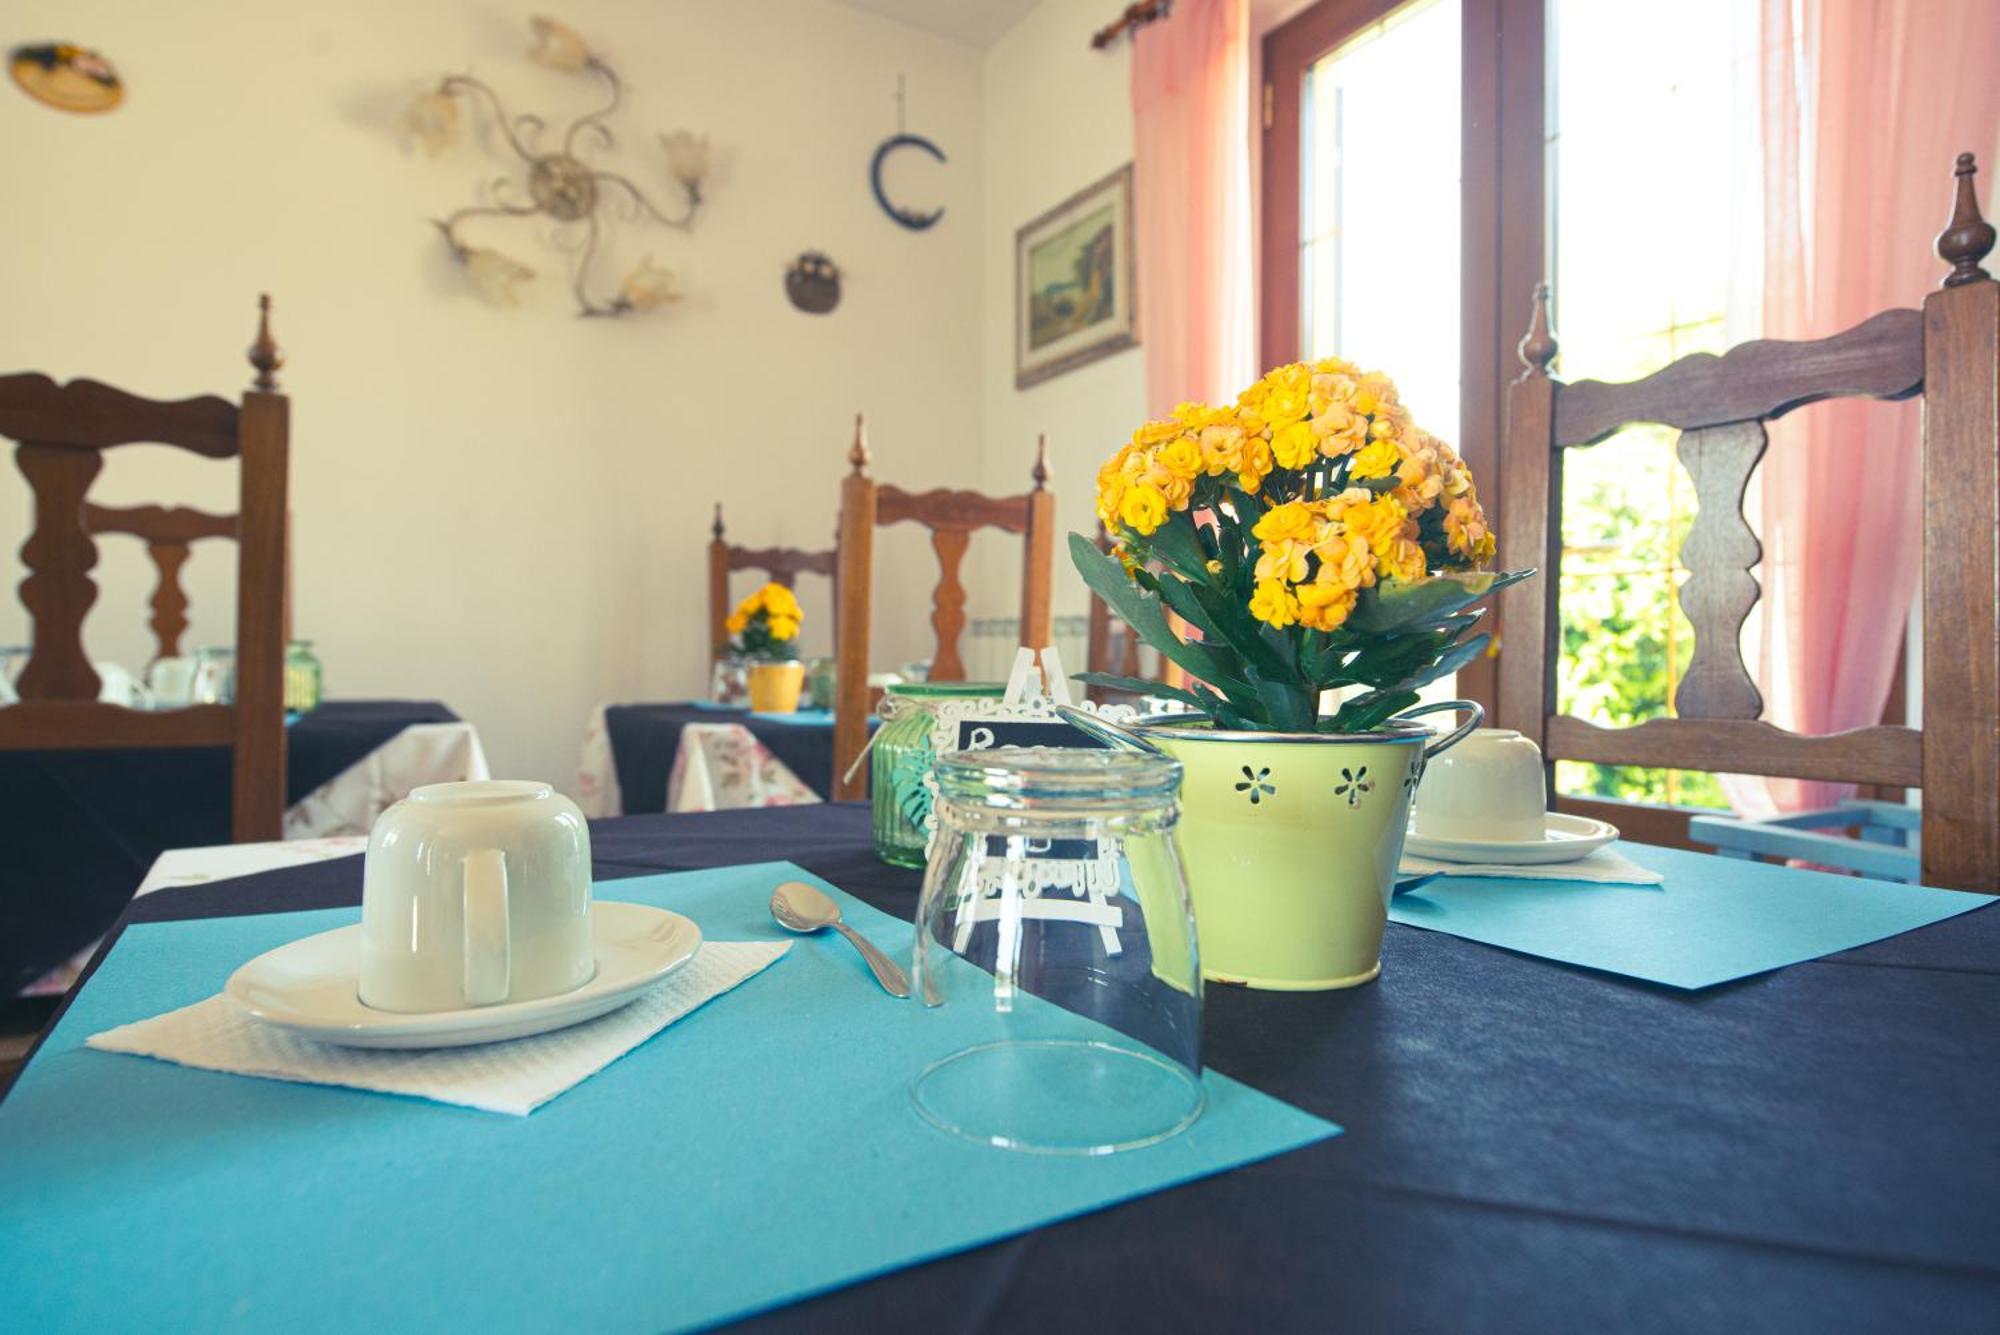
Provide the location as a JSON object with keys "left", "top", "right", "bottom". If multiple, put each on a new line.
{"left": 1398, "top": 847, "right": 1665, "bottom": 886}
{"left": 86, "top": 941, "right": 790, "bottom": 1116}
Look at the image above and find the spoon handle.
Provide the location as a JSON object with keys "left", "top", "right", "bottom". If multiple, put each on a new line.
{"left": 831, "top": 920, "right": 911, "bottom": 998}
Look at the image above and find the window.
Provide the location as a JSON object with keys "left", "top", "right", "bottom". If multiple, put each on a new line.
{"left": 1298, "top": 0, "right": 1461, "bottom": 435}
{"left": 1545, "top": 0, "right": 1760, "bottom": 809}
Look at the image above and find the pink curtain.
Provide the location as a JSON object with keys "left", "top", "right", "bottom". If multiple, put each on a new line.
{"left": 1733, "top": 0, "right": 2000, "bottom": 817}
{"left": 1131, "top": 0, "right": 1254, "bottom": 415}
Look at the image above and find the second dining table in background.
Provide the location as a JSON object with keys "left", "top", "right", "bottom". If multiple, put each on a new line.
{"left": 2, "top": 700, "right": 483, "bottom": 995}
{"left": 578, "top": 702, "right": 878, "bottom": 816}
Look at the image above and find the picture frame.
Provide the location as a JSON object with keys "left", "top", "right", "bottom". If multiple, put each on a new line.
{"left": 1014, "top": 163, "right": 1138, "bottom": 389}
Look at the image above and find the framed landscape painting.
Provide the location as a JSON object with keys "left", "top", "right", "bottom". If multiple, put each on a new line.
{"left": 1015, "top": 164, "right": 1138, "bottom": 389}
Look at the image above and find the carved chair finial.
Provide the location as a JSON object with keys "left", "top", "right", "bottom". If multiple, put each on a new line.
{"left": 248, "top": 293, "right": 284, "bottom": 392}
{"left": 1518, "top": 282, "right": 1558, "bottom": 373}
{"left": 1032, "top": 433, "right": 1051, "bottom": 490}
{"left": 848, "top": 412, "right": 871, "bottom": 476}
{"left": 1938, "top": 151, "right": 1995, "bottom": 288}
{"left": 711, "top": 501, "right": 725, "bottom": 543}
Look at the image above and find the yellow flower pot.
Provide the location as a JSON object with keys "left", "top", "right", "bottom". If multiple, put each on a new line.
{"left": 1135, "top": 702, "right": 1481, "bottom": 991}
{"left": 746, "top": 660, "right": 805, "bottom": 713}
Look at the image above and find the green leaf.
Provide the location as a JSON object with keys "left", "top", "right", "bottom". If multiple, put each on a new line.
{"left": 1404, "top": 632, "right": 1492, "bottom": 690}
{"left": 1348, "top": 569, "right": 1535, "bottom": 635}
{"left": 1323, "top": 688, "right": 1422, "bottom": 733}
{"left": 1145, "top": 511, "right": 1213, "bottom": 583}
{"left": 1246, "top": 667, "right": 1316, "bottom": 732}
{"left": 1068, "top": 533, "right": 1255, "bottom": 703}
{"left": 1073, "top": 672, "right": 1204, "bottom": 709}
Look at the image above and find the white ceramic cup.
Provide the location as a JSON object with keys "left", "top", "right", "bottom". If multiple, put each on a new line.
{"left": 1409, "top": 727, "right": 1549, "bottom": 843}
{"left": 359, "top": 780, "right": 594, "bottom": 1013}
{"left": 146, "top": 656, "right": 196, "bottom": 708}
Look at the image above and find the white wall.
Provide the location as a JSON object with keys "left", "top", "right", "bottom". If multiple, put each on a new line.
{"left": 977, "top": 0, "right": 1147, "bottom": 626}
{"left": 0, "top": 0, "right": 984, "bottom": 786}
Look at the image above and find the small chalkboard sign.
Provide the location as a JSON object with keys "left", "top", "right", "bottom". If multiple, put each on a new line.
{"left": 921, "top": 647, "right": 1141, "bottom": 953}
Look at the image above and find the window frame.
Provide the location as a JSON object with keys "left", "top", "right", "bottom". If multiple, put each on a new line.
{"left": 1260, "top": 0, "right": 1547, "bottom": 718}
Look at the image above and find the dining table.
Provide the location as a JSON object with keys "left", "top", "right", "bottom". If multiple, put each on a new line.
{"left": 1, "top": 700, "right": 478, "bottom": 995}
{"left": 578, "top": 702, "right": 875, "bottom": 816}
{"left": 4, "top": 802, "right": 1995, "bottom": 1333}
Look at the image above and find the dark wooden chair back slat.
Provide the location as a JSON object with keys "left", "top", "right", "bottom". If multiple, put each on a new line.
{"left": 831, "top": 417, "right": 1055, "bottom": 799}
{"left": 1495, "top": 153, "right": 2000, "bottom": 890}
{"left": 705, "top": 504, "right": 836, "bottom": 663}
{"left": 0, "top": 295, "right": 290, "bottom": 843}
{"left": 81, "top": 502, "right": 238, "bottom": 663}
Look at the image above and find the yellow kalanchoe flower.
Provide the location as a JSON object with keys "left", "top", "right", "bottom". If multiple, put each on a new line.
{"left": 1249, "top": 578, "right": 1302, "bottom": 629}
{"left": 1348, "top": 437, "right": 1402, "bottom": 481}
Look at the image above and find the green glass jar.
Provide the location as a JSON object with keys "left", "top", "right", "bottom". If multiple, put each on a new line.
{"left": 284, "top": 639, "right": 322, "bottom": 713}
{"left": 870, "top": 680, "right": 1009, "bottom": 868}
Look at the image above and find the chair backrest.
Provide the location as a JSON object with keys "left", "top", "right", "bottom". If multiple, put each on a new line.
{"left": 1494, "top": 154, "right": 2000, "bottom": 891}
{"left": 80, "top": 502, "right": 239, "bottom": 664}
{"left": 705, "top": 503, "right": 836, "bottom": 663}
{"left": 0, "top": 294, "right": 291, "bottom": 842}
{"left": 831, "top": 414, "right": 1055, "bottom": 800}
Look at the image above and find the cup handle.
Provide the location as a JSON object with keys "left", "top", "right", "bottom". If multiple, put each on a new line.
{"left": 462, "top": 849, "right": 511, "bottom": 1006}
{"left": 1398, "top": 699, "right": 1486, "bottom": 758}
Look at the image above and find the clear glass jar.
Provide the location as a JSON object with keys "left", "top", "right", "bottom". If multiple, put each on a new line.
{"left": 284, "top": 639, "right": 322, "bottom": 713}
{"left": 911, "top": 746, "right": 1204, "bottom": 1155}
{"left": 870, "top": 680, "right": 1008, "bottom": 868}
{"left": 191, "top": 645, "right": 235, "bottom": 705}
{"left": 709, "top": 656, "right": 750, "bottom": 708}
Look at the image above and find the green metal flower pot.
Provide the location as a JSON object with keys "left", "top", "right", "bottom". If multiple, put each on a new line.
{"left": 1135, "top": 701, "right": 1482, "bottom": 991}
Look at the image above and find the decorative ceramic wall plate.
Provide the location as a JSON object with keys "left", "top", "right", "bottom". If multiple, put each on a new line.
{"left": 10, "top": 42, "right": 122, "bottom": 114}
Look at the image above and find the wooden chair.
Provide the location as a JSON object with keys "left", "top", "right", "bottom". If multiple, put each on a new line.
{"left": 706, "top": 503, "right": 836, "bottom": 662}
{"left": 832, "top": 415, "right": 1055, "bottom": 800}
{"left": 80, "top": 503, "right": 240, "bottom": 665}
{"left": 1495, "top": 153, "right": 2000, "bottom": 892}
{"left": 0, "top": 295, "right": 291, "bottom": 842}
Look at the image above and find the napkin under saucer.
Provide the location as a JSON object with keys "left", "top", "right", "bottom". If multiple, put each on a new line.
{"left": 1403, "top": 812, "right": 1619, "bottom": 865}
{"left": 87, "top": 937, "right": 790, "bottom": 1115}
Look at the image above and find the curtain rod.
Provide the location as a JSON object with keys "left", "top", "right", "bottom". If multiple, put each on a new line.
{"left": 1091, "top": 0, "right": 1173, "bottom": 50}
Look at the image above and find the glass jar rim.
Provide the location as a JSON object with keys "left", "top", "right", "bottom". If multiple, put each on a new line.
{"left": 936, "top": 746, "right": 1181, "bottom": 810}
{"left": 884, "top": 680, "right": 1010, "bottom": 699}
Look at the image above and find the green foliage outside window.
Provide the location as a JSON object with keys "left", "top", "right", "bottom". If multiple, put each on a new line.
{"left": 1553, "top": 423, "right": 1730, "bottom": 811}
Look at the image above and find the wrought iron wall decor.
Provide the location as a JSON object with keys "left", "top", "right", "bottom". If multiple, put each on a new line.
{"left": 869, "top": 76, "right": 945, "bottom": 232}
{"left": 784, "top": 251, "right": 842, "bottom": 314}
{"left": 404, "top": 16, "right": 714, "bottom": 317}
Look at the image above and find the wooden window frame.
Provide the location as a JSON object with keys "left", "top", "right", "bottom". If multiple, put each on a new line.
{"left": 1260, "top": 0, "right": 1546, "bottom": 718}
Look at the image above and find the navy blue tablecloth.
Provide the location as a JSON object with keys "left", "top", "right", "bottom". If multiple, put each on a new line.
{"left": 604, "top": 703, "right": 874, "bottom": 810}
{"left": 12, "top": 803, "right": 1997, "bottom": 1332}
{"left": 0, "top": 700, "right": 458, "bottom": 993}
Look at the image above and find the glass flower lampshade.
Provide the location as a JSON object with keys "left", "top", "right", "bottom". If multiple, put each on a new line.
{"left": 527, "top": 16, "right": 592, "bottom": 71}
{"left": 465, "top": 248, "right": 535, "bottom": 306}
{"left": 660, "top": 130, "right": 711, "bottom": 195}
{"left": 620, "top": 255, "right": 680, "bottom": 312}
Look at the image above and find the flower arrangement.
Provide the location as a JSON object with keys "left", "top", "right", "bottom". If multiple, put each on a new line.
{"left": 725, "top": 583, "right": 804, "bottom": 662}
{"left": 1074, "top": 357, "right": 1531, "bottom": 733}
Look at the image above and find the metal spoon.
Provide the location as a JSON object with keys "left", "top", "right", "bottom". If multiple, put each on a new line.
{"left": 770, "top": 881, "right": 910, "bottom": 998}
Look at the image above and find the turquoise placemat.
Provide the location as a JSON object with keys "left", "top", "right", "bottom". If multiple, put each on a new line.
{"left": 750, "top": 708, "right": 834, "bottom": 724}
{"left": 0, "top": 863, "right": 1335, "bottom": 1333}
{"left": 1389, "top": 841, "right": 1992, "bottom": 989}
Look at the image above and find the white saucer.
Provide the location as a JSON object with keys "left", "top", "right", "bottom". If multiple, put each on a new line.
{"left": 1403, "top": 812, "right": 1620, "bottom": 865}
{"left": 224, "top": 902, "right": 701, "bottom": 1049}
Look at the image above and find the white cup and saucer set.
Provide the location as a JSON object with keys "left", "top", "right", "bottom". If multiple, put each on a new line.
{"left": 224, "top": 780, "right": 701, "bottom": 1048}
{"left": 1404, "top": 728, "right": 1619, "bottom": 865}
